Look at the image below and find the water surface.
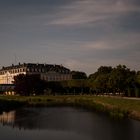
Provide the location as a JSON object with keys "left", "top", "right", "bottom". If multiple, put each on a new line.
{"left": 0, "top": 107, "right": 140, "bottom": 140}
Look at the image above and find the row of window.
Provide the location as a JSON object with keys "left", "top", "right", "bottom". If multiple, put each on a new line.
{"left": 0, "top": 68, "right": 26, "bottom": 75}
{"left": 27, "top": 68, "right": 69, "bottom": 73}
{"left": 0, "top": 67, "right": 70, "bottom": 75}
{"left": 0, "top": 78, "right": 13, "bottom": 84}
{"left": 27, "top": 68, "right": 45, "bottom": 73}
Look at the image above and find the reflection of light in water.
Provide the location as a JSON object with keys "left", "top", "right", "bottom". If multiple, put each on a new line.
{"left": 0, "top": 111, "right": 15, "bottom": 125}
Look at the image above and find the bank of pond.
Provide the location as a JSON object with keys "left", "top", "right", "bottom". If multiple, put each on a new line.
{"left": 0, "top": 95, "right": 140, "bottom": 121}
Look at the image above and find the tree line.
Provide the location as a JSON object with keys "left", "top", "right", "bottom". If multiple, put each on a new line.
{"left": 13, "top": 65, "right": 140, "bottom": 97}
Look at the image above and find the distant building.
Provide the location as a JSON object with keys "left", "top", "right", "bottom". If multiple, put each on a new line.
{"left": 0, "top": 84, "right": 15, "bottom": 95}
{"left": 0, "top": 63, "right": 72, "bottom": 84}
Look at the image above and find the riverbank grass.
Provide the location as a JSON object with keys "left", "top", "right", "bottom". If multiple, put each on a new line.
{"left": 0, "top": 95, "right": 140, "bottom": 120}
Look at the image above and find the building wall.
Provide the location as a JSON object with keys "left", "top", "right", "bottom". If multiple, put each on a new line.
{"left": 41, "top": 72, "right": 72, "bottom": 81}
{"left": 0, "top": 67, "right": 26, "bottom": 84}
{"left": 0, "top": 63, "right": 72, "bottom": 84}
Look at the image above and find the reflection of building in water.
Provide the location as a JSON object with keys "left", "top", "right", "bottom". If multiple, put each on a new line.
{"left": 0, "top": 111, "right": 15, "bottom": 125}
{"left": 0, "top": 109, "right": 42, "bottom": 130}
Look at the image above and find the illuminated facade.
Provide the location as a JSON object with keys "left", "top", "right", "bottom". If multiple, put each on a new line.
{"left": 0, "top": 63, "right": 72, "bottom": 84}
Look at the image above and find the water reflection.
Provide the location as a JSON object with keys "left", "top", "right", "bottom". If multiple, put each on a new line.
{"left": 0, "top": 107, "right": 140, "bottom": 140}
{"left": 0, "top": 111, "right": 15, "bottom": 125}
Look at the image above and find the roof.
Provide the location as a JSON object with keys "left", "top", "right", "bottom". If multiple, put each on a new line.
{"left": 0, "top": 63, "right": 71, "bottom": 73}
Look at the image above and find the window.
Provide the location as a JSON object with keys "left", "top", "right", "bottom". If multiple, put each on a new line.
{"left": 26, "top": 68, "right": 30, "bottom": 72}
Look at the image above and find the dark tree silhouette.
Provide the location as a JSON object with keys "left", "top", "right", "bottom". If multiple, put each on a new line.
{"left": 14, "top": 74, "right": 46, "bottom": 96}
{"left": 71, "top": 71, "right": 87, "bottom": 79}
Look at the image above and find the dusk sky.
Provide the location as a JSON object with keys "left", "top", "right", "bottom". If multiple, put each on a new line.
{"left": 0, "top": 0, "right": 140, "bottom": 74}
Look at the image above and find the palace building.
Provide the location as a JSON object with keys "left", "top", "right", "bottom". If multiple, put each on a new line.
{"left": 0, "top": 63, "right": 72, "bottom": 84}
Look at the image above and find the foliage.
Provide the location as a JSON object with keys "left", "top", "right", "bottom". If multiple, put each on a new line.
{"left": 46, "top": 79, "right": 89, "bottom": 95}
{"left": 14, "top": 74, "right": 46, "bottom": 96}
{"left": 88, "top": 65, "right": 139, "bottom": 97}
{"left": 71, "top": 71, "right": 87, "bottom": 79}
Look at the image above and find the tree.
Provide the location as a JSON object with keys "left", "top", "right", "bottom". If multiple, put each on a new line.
{"left": 88, "top": 65, "right": 138, "bottom": 96}
{"left": 88, "top": 66, "right": 113, "bottom": 94}
{"left": 108, "top": 65, "right": 136, "bottom": 96}
{"left": 14, "top": 74, "right": 46, "bottom": 96}
{"left": 71, "top": 71, "right": 87, "bottom": 79}
{"left": 97, "top": 66, "right": 113, "bottom": 74}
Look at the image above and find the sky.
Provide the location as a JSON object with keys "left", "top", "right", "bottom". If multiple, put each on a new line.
{"left": 0, "top": 0, "right": 140, "bottom": 74}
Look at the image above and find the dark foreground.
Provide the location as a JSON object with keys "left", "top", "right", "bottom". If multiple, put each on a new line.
{"left": 0, "top": 107, "right": 140, "bottom": 140}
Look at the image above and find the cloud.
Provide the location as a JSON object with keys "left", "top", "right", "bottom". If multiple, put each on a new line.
{"left": 49, "top": 0, "right": 140, "bottom": 26}
{"left": 63, "top": 32, "right": 140, "bottom": 74}
{"left": 79, "top": 32, "right": 140, "bottom": 51}
{"left": 0, "top": 0, "right": 140, "bottom": 74}
{"left": 64, "top": 59, "right": 96, "bottom": 74}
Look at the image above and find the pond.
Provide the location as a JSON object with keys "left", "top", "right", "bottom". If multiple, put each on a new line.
{"left": 0, "top": 107, "right": 140, "bottom": 140}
